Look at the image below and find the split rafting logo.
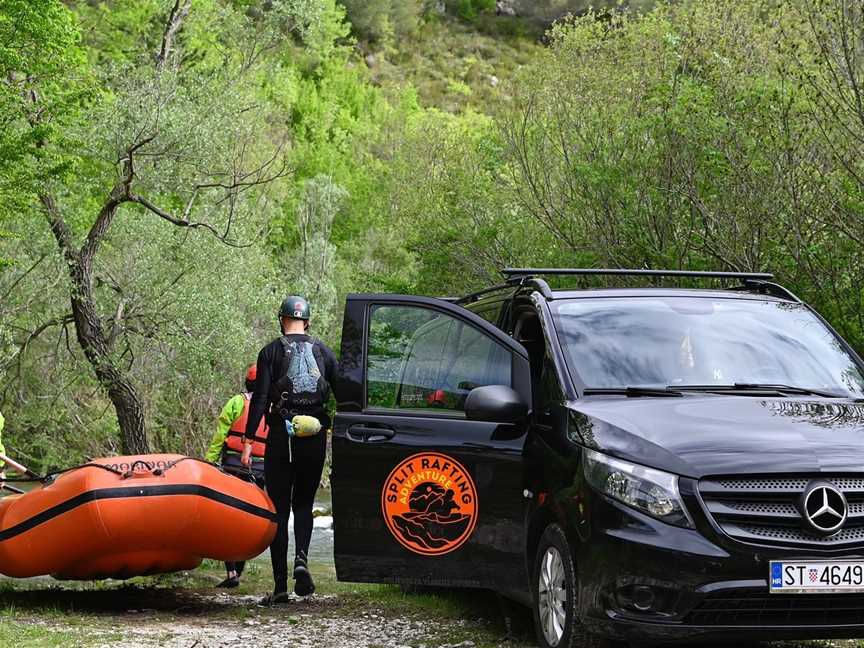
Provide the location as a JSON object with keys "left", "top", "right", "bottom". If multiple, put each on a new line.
{"left": 381, "top": 452, "right": 478, "bottom": 556}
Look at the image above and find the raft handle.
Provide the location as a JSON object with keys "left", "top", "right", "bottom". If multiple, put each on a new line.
{"left": 121, "top": 460, "right": 155, "bottom": 479}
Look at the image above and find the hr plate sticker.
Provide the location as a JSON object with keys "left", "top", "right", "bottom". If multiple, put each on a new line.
{"left": 381, "top": 452, "right": 478, "bottom": 556}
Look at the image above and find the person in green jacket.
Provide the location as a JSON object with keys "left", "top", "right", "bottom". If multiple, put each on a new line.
{"left": 205, "top": 365, "right": 269, "bottom": 588}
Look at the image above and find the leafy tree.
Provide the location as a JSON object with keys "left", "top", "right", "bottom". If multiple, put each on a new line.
{"left": 0, "top": 0, "right": 87, "bottom": 265}
{"left": 2, "top": 0, "right": 325, "bottom": 454}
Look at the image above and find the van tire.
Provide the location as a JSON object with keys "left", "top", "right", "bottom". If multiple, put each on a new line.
{"left": 532, "top": 524, "right": 614, "bottom": 648}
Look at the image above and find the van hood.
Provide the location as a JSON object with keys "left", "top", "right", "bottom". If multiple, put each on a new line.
{"left": 569, "top": 395, "right": 864, "bottom": 478}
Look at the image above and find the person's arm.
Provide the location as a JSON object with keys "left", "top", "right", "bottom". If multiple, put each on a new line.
{"left": 242, "top": 344, "right": 272, "bottom": 466}
{"left": 205, "top": 394, "right": 244, "bottom": 463}
{"left": 322, "top": 343, "right": 340, "bottom": 401}
{"left": 245, "top": 345, "right": 271, "bottom": 441}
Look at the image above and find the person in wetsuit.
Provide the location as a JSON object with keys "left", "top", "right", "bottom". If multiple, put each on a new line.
{"left": 205, "top": 364, "right": 269, "bottom": 588}
{"left": 241, "top": 295, "right": 337, "bottom": 603}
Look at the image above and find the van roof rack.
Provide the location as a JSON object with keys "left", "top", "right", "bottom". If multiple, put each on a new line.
{"left": 726, "top": 280, "right": 802, "bottom": 303}
{"left": 499, "top": 268, "right": 800, "bottom": 303}
{"left": 502, "top": 268, "right": 775, "bottom": 281}
{"left": 455, "top": 281, "right": 520, "bottom": 305}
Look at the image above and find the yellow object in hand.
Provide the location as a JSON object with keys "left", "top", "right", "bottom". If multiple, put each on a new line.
{"left": 292, "top": 415, "right": 322, "bottom": 438}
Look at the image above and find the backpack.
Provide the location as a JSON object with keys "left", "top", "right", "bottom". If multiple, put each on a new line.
{"left": 271, "top": 337, "right": 330, "bottom": 419}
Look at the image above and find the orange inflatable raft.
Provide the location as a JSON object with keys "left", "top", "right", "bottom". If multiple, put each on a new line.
{"left": 0, "top": 454, "right": 276, "bottom": 580}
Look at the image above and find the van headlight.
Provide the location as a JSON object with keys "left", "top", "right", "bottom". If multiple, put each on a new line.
{"left": 583, "top": 449, "right": 693, "bottom": 528}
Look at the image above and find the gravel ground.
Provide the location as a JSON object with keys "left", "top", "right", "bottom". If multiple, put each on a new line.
{"left": 20, "top": 590, "right": 527, "bottom": 648}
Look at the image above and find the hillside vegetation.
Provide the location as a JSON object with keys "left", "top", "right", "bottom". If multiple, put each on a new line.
{"left": 1, "top": 0, "right": 863, "bottom": 465}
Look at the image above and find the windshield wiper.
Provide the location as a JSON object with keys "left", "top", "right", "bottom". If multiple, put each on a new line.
{"left": 671, "top": 383, "right": 847, "bottom": 398}
{"left": 583, "top": 386, "right": 683, "bottom": 398}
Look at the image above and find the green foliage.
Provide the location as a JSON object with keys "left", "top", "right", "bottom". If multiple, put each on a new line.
{"left": 0, "top": 0, "right": 88, "bottom": 228}
{"left": 387, "top": 0, "right": 864, "bottom": 354}
{"left": 7, "top": 0, "right": 864, "bottom": 464}
{"left": 369, "top": 14, "right": 543, "bottom": 113}
{"left": 0, "top": 0, "right": 367, "bottom": 462}
{"left": 454, "top": 0, "right": 495, "bottom": 21}
{"left": 338, "top": 0, "right": 422, "bottom": 43}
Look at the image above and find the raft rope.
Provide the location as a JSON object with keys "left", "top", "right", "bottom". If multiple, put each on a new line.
{"left": 156, "top": 456, "right": 263, "bottom": 488}
{"left": 4, "top": 462, "right": 125, "bottom": 483}
{"left": 4, "top": 455, "right": 259, "bottom": 486}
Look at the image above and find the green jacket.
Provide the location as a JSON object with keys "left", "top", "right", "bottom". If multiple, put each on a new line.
{"left": 0, "top": 410, "right": 6, "bottom": 469}
{"left": 205, "top": 394, "right": 247, "bottom": 463}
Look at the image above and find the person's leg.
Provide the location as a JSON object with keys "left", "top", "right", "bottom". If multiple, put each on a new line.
{"left": 265, "top": 451, "right": 295, "bottom": 597}
{"left": 290, "top": 434, "right": 326, "bottom": 596}
{"left": 218, "top": 561, "right": 240, "bottom": 588}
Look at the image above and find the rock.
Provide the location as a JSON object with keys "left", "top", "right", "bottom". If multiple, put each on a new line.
{"left": 365, "top": 54, "right": 377, "bottom": 67}
{"left": 313, "top": 515, "right": 333, "bottom": 529}
{"left": 496, "top": 0, "right": 517, "bottom": 16}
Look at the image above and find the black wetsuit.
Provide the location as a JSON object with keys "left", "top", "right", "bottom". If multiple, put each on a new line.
{"left": 245, "top": 334, "right": 337, "bottom": 594}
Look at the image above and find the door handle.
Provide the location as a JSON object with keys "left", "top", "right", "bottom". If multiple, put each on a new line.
{"left": 346, "top": 425, "right": 395, "bottom": 443}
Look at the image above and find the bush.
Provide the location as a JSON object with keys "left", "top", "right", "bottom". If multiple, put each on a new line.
{"left": 339, "top": 0, "right": 423, "bottom": 42}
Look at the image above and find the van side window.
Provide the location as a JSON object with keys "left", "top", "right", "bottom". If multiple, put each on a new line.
{"left": 367, "top": 305, "right": 512, "bottom": 413}
{"left": 467, "top": 300, "right": 504, "bottom": 327}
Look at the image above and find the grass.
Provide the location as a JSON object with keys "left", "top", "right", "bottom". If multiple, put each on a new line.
{"left": 0, "top": 623, "right": 88, "bottom": 647}
{"left": 365, "top": 13, "right": 544, "bottom": 113}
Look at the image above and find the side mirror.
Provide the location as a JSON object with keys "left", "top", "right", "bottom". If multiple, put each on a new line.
{"left": 465, "top": 385, "right": 529, "bottom": 424}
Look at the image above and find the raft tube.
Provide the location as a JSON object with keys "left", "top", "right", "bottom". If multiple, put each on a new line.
{"left": 0, "top": 454, "right": 276, "bottom": 580}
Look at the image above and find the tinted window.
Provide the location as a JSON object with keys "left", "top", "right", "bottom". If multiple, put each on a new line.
{"left": 367, "top": 305, "right": 512, "bottom": 413}
{"left": 553, "top": 297, "right": 864, "bottom": 397}
{"left": 466, "top": 299, "right": 504, "bottom": 327}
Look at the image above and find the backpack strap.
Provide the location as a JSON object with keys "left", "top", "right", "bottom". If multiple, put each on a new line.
{"left": 272, "top": 336, "right": 296, "bottom": 394}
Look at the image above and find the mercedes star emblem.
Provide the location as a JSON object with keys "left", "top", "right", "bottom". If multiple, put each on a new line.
{"left": 802, "top": 482, "right": 848, "bottom": 535}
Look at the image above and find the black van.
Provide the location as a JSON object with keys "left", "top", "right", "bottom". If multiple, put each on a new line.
{"left": 330, "top": 269, "right": 864, "bottom": 647}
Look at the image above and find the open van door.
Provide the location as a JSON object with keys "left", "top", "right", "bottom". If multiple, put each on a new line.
{"left": 332, "top": 294, "right": 531, "bottom": 591}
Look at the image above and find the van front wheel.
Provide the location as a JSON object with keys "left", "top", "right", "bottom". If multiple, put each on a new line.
{"left": 532, "top": 524, "right": 615, "bottom": 648}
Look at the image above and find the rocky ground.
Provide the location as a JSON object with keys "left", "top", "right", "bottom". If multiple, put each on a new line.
{"left": 0, "top": 556, "right": 535, "bottom": 648}
{"left": 27, "top": 592, "right": 509, "bottom": 648}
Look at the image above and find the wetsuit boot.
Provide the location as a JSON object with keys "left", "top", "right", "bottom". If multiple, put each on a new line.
{"left": 293, "top": 551, "right": 315, "bottom": 597}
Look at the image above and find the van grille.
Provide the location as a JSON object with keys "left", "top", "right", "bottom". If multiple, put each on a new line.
{"left": 685, "top": 589, "right": 864, "bottom": 626}
{"left": 699, "top": 476, "right": 864, "bottom": 548}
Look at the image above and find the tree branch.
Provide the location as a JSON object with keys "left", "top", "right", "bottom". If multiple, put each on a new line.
{"left": 39, "top": 194, "right": 77, "bottom": 265}
{"left": 129, "top": 193, "right": 255, "bottom": 248}
{"left": 156, "top": 0, "right": 192, "bottom": 71}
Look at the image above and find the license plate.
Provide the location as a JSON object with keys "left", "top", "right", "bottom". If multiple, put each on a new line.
{"left": 770, "top": 560, "right": 864, "bottom": 593}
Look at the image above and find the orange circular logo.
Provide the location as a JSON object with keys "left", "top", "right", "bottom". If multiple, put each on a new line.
{"left": 381, "top": 452, "right": 478, "bottom": 556}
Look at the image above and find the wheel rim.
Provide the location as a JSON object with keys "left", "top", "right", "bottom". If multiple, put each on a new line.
{"left": 538, "top": 546, "right": 567, "bottom": 646}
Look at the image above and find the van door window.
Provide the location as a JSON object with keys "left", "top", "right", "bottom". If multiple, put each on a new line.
{"left": 367, "top": 305, "right": 512, "bottom": 414}
{"left": 467, "top": 300, "right": 504, "bottom": 327}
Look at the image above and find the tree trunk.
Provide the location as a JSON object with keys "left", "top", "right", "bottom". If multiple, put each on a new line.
{"left": 68, "top": 255, "right": 149, "bottom": 455}
{"left": 42, "top": 193, "right": 150, "bottom": 455}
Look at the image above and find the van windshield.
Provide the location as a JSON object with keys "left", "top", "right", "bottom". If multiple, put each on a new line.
{"left": 553, "top": 297, "right": 864, "bottom": 398}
